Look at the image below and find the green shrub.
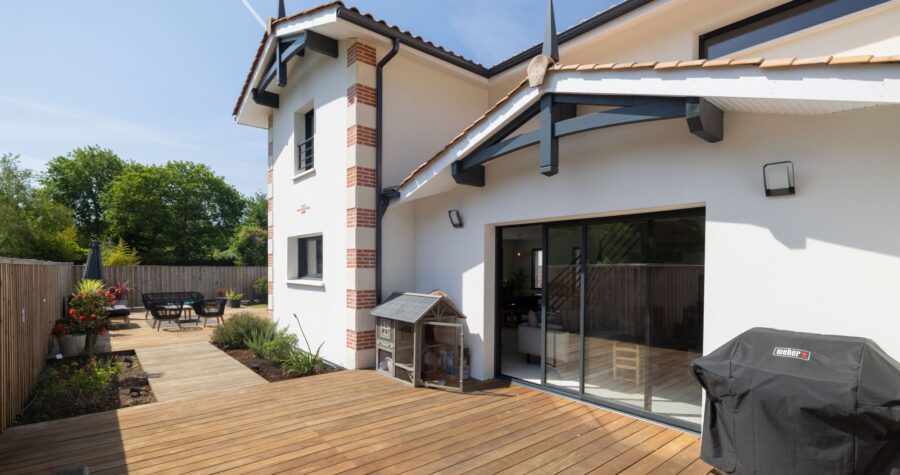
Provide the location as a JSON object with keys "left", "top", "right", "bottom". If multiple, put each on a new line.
{"left": 211, "top": 313, "right": 274, "bottom": 349}
{"left": 280, "top": 313, "right": 324, "bottom": 376}
{"left": 246, "top": 325, "right": 276, "bottom": 357}
{"left": 263, "top": 329, "right": 297, "bottom": 361}
{"left": 23, "top": 358, "right": 122, "bottom": 422}
{"left": 252, "top": 276, "right": 268, "bottom": 302}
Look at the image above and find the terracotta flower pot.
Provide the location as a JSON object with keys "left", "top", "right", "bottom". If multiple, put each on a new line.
{"left": 59, "top": 334, "right": 85, "bottom": 357}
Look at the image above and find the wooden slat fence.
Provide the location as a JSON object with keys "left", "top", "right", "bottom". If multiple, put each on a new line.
{"left": 0, "top": 258, "right": 73, "bottom": 433}
{"left": 70, "top": 266, "right": 266, "bottom": 308}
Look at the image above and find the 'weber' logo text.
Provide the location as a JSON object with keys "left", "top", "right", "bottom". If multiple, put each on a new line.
{"left": 773, "top": 347, "right": 811, "bottom": 361}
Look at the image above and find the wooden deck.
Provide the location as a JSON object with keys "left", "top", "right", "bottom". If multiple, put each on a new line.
{"left": 98, "top": 311, "right": 268, "bottom": 401}
{"left": 0, "top": 369, "right": 713, "bottom": 474}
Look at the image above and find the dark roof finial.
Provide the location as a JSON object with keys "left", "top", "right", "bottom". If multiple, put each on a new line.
{"left": 543, "top": 0, "right": 559, "bottom": 62}
{"left": 277, "top": 0, "right": 286, "bottom": 18}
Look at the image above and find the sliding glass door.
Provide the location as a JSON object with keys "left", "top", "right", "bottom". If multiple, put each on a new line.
{"left": 545, "top": 224, "right": 581, "bottom": 394}
{"left": 498, "top": 209, "right": 705, "bottom": 429}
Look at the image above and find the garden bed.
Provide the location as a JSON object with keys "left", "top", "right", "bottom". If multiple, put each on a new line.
{"left": 15, "top": 351, "right": 154, "bottom": 426}
{"left": 224, "top": 348, "right": 339, "bottom": 382}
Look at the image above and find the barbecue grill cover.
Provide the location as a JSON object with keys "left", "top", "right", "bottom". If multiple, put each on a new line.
{"left": 691, "top": 328, "right": 900, "bottom": 474}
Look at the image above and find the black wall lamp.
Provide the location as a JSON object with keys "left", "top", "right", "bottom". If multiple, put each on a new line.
{"left": 448, "top": 209, "right": 463, "bottom": 228}
{"left": 763, "top": 161, "right": 795, "bottom": 197}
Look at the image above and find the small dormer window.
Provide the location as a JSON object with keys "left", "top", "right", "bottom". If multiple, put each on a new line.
{"left": 297, "top": 109, "right": 314, "bottom": 172}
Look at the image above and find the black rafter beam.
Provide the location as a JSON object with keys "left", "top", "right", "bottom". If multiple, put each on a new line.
{"left": 251, "top": 30, "right": 338, "bottom": 108}
{"left": 686, "top": 97, "right": 724, "bottom": 142}
{"left": 452, "top": 95, "right": 715, "bottom": 186}
{"left": 554, "top": 100, "right": 684, "bottom": 138}
{"left": 539, "top": 94, "right": 576, "bottom": 176}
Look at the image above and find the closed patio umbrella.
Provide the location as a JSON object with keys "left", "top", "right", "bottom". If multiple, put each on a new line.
{"left": 82, "top": 240, "right": 104, "bottom": 282}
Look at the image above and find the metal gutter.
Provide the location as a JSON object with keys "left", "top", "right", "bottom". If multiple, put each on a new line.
{"left": 375, "top": 38, "right": 401, "bottom": 305}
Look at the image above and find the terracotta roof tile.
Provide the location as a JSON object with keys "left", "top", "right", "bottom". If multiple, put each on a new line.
{"left": 730, "top": 58, "right": 764, "bottom": 66}
{"left": 576, "top": 64, "right": 597, "bottom": 71}
{"left": 760, "top": 57, "right": 797, "bottom": 68}
{"left": 653, "top": 61, "right": 680, "bottom": 70}
{"left": 829, "top": 54, "right": 874, "bottom": 65}
{"left": 702, "top": 58, "right": 734, "bottom": 68}
{"left": 870, "top": 55, "right": 900, "bottom": 64}
{"left": 593, "top": 63, "right": 616, "bottom": 70}
{"left": 675, "top": 59, "right": 707, "bottom": 69}
{"left": 632, "top": 61, "right": 658, "bottom": 69}
{"left": 792, "top": 55, "right": 832, "bottom": 66}
{"left": 612, "top": 62, "right": 636, "bottom": 69}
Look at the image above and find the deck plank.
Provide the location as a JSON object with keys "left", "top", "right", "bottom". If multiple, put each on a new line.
{"left": 0, "top": 315, "right": 714, "bottom": 475}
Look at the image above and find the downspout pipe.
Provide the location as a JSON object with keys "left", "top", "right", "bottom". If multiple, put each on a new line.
{"left": 375, "top": 37, "right": 400, "bottom": 305}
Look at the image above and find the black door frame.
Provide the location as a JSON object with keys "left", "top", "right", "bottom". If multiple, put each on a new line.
{"left": 495, "top": 207, "right": 705, "bottom": 432}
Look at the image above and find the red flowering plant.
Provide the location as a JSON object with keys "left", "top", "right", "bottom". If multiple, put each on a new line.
{"left": 107, "top": 281, "right": 130, "bottom": 302}
{"left": 66, "top": 279, "right": 112, "bottom": 339}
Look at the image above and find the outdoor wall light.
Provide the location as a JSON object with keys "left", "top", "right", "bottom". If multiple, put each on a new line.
{"left": 448, "top": 209, "right": 464, "bottom": 229}
{"left": 763, "top": 161, "right": 795, "bottom": 197}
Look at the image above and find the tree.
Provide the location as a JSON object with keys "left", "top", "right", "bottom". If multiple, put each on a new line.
{"left": 230, "top": 225, "right": 267, "bottom": 266}
{"left": 41, "top": 146, "right": 127, "bottom": 242}
{"left": 0, "top": 153, "right": 84, "bottom": 261}
{"left": 102, "top": 238, "right": 141, "bottom": 266}
{"left": 103, "top": 161, "right": 245, "bottom": 264}
{"left": 243, "top": 192, "right": 268, "bottom": 228}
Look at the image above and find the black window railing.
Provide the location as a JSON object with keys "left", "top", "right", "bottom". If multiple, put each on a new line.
{"left": 298, "top": 135, "right": 314, "bottom": 171}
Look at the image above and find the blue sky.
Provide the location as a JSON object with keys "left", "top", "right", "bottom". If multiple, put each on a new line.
{"left": 0, "top": 0, "right": 618, "bottom": 195}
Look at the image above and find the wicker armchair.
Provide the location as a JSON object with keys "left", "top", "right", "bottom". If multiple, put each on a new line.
{"left": 191, "top": 299, "right": 227, "bottom": 327}
{"left": 148, "top": 302, "right": 185, "bottom": 331}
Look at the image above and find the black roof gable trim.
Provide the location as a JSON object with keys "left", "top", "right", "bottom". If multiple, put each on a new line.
{"left": 336, "top": 0, "right": 656, "bottom": 78}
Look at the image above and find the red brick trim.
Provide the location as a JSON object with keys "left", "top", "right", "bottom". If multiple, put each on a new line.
{"left": 346, "top": 166, "right": 376, "bottom": 188}
{"left": 346, "top": 208, "right": 376, "bottom": 228}
{"left": 347, "top": 43, "right": 376, "bottom": 67}
{"left": 268, "top": 282, "right": 274, "bottom": 293}
{"left": 267, "top": 198, "right": 273, "bottom": 212}
{"left": 347, "top": 84, "right": 377, "bottom": 107}
{"left": 347, "top": 125, "right": 376, "bottom": 148}
{"left": 267, "top": 226, "right": 273, "bottom": 239}
{"left": 346, "top": 289, "right": 376, "bottom": 309}
{"left": 346, "top": 329, "right": 375, "bottom": 350}
{"left": 267, "top": 254, "right": 273, "bottom": 266}
{"left": 347, "top": 249, "right": 376, "bottom": 269}
{"left": 267, "top": 168, "right": 273, "bottom": 184}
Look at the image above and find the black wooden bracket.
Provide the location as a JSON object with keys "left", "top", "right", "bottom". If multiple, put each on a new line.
{"left": 451, "top": 161, "right": 485, "bottom": 187}
{"left": 450, "top": 94, "right": 721, "bottom": 187}
{"left": 251, "top": 30, "right": 338, "bottom": 108}
{"left": 686, "top": 97, "right": 724, "bottom": 142}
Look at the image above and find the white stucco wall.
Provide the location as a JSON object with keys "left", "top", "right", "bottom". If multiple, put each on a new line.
{"left": 382, "top": 53, "right": 488, "bottom": 187}
{"left": 270, "top": 45, "right": 350, "bottom": 367}
{"left": 398, "top": 105, "right": 900, "bottom": 380}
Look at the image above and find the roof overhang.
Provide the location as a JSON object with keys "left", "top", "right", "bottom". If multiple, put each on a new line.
{"left": 394, "top": 61, "right": 900, "bottom": 204}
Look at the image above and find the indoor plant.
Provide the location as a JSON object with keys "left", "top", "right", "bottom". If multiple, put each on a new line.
{"left": 225, "top": 289, "right": 243, "bottom": 308}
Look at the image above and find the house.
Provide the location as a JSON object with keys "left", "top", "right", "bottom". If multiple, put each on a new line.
{"left": 233, "top": 0, "right": 900, "bottom": 431}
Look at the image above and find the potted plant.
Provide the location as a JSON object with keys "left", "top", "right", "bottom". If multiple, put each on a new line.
{"left": 67, "top": 279, "right": 112, "bottom": 356}
{"left": 52, "top": 320, "right": 83, "bottom": 357}
{"left": 225, "top": 289, "right": 243, "bottom": 308}
{"left": 107, "top": 281, "right": 130, "bottom": 307}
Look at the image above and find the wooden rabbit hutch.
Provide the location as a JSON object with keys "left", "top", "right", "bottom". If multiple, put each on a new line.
{"left": 370, "top": 291, "right": 469, "bottom": 392}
